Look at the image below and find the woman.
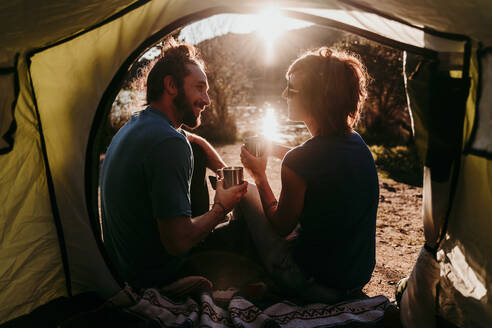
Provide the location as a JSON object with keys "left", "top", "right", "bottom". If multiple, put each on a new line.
{"left": 240, "top": 47, "right": 379, "bottom": 303}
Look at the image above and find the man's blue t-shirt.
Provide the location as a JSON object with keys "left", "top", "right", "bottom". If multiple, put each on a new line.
{"left": 283, "top": 132, "right": 379, "bottom": 290}
{"left": 100, "top": 106, "right": 193, "bottom": 289}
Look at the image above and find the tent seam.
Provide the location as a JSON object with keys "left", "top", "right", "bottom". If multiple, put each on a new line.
{"left": 25, "top": 0, "right": 151, "bottom": 58}
{"left": 436, "top": 41, "right": 472, "bottom": 249}
{"left": 26, "top": 55, "right": 72, "bottom": 297}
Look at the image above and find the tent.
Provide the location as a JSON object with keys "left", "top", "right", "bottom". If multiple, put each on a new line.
{"left": 1, "top": 0, "right": 491, "bottom": 326}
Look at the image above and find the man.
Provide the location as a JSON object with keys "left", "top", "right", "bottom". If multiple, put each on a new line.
{"left": 100, "top": 39, "right": 248, "bottom": 290}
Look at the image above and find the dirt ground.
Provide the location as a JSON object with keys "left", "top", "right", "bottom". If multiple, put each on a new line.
{"left": 211, "top": 142, "right": 424, "bottom": 301}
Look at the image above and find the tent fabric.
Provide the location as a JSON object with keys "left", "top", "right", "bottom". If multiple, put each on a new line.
{"left": 403, "top": 47, "right": 492, "bottom": 327}
{"left": 436, "top": 154, "right": 492, "bottom": 327}
{"left": 399, "top": 247, "right": 440, "bottom": 327}
{"left": 25, "top": 0, "right": 191, "bottom": 300}
{"left": 0, "top": 59, "right": 67, "bottom": 321}
{"left": 0, "top": 0, "right": 140, "bottom": 66}
{"left": 403, "top": 50, "right": 470, "bottom": 248}
{"left": 468, "top": 51, "right": 492, "bottom": 154}
{"left": 0, "top": 0, "right": 492, "bottom": 325}
{"left": 434, "top": 49, "right": 492, "bottom": 327}
{"left": 435, "top": 52, "right": 492, "bottom": 324}
{"left": 344, "top": 0, "right": 492, "bottom": 47}
{"left": 291, "top": 6, "right": 466, "bottom": 54}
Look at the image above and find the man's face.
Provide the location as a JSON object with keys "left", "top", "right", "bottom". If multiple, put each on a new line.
{"left": 174, "top": 64, "right": 210, "bottom": 129}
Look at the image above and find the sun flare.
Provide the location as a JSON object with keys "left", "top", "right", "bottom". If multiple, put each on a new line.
{"left": 256, "top": 5, "right": 285, "bottom": 44}
{"left": 262, "top": 107, "right": 281, "bottom": 141}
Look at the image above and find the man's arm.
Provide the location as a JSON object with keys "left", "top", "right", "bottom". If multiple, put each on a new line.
{"left": 186, "top": 131, "right": 226, "bottom": 171}
{"left": 156, "top": 180, "right": 248, "bottom": 255}
{"left": 156, "top": 204, "right": 224, "bottom": 256}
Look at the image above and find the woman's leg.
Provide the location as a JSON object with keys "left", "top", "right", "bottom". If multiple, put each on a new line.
{"left": 235, "top": 185, "right": 290, "bottom": 274}
{"left": 237, "top": 185, "right": 345, "bottom": 304}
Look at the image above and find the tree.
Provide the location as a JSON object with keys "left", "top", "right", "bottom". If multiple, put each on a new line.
{"left": 335, "top": 36, "right": 411, "bottom": 144}
{"left": 193, "top": 34, "right": 256, "bottom": 142}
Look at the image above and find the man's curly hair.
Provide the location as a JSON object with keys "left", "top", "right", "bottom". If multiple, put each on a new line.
{"left": 146, "top": 38, "right": 205, "bottom": 104}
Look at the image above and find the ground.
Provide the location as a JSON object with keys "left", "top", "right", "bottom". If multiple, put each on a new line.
{"left": 211, "top": 142, "right": 424, "bottom": 301}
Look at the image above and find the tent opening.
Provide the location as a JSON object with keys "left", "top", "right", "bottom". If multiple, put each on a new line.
{"left": 89, "top": 12, "right": 427, "bottom": 299}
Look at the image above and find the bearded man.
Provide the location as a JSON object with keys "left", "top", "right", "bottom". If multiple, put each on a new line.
{"left": 100, "top": 39, "right": 248, "bottom": 290}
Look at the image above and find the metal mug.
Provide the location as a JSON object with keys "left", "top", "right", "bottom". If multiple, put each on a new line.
{"left": 244, "top": 135, "right": 265, "bottom": 157}
{"left": 217, "top": 166, "right": 244, "bottom": 189}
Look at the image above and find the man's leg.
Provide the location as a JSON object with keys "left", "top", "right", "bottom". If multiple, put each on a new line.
{"left": 189, "top": 141, "right": 210, "bottom": 217}
{"left": 183, "top": 152, "right": 265, "bottom": 287}
{"left": 180, "top": 212, "right": 267, "bottom": 290}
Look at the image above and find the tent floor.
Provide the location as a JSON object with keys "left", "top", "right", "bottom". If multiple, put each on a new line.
{"left": 0, "top": 290, "right": 459, "bottom": 328}
{"left": 0, "top": 292, "right": 154, "bottom": 328}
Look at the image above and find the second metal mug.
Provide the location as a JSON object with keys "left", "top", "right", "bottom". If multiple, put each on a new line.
{"left": 244, "top": 136, "right": 265, "bottom": 157}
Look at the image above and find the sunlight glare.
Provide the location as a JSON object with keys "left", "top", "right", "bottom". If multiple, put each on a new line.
{"left": 256, "top": 5, "right": 284, "bottom": 43}
{"left": 262, "top": 107, "right": 281, "bottom": 141}
{"left": 255, "top": 5, "right": 285, "bottom": 63}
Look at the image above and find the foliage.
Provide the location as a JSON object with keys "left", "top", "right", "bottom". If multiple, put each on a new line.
{"left": 192, "top": 34, "right": 256, "bottom": 143}
{"left": 108, "top": 27, "right": 413, "bottom": 150}
{"left": 369, "top": 144, "right": 423, "bottom": 186}
{"left": 335, "top": 36, "right": 412, "bottom": 145}
{"left": 109, "top": 90, "right": 144, "bottom": 131}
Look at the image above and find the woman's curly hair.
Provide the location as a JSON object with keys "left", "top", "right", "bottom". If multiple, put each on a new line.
{"left": 286, "top": 47, "right": 369, "bottom": 136}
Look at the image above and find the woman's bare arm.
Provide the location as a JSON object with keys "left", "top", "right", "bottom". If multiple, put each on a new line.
{"left": 257, "top": 165, "right": 306, "bottom": 236}
{"left": 241, "top": 145, "right": 306, "bottom": 237}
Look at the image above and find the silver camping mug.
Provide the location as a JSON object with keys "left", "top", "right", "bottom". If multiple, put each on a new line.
{"left": 244, "top": 136, "right": 265, "bottom": 157}
{"left": 217, "top": 166, "right": 244, "bottom": 189}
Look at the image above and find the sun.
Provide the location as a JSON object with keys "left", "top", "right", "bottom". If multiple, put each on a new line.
{"left": 255, "top": 5, "right": 285, "bottom": 44}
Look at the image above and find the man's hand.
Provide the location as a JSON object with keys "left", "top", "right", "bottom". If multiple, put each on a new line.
{"left": 214, "top": 179, "right": 248, "bottom": 213}
{"left": 240, "top": 145, "right": 268, "bottom": 184}
{"left": 157, "top": 180, "right": 247, "bottom": 256}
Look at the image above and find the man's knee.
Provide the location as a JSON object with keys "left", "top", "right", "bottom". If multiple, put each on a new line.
{"left": 190, "top": 141, "right": 209, "bottom": 216}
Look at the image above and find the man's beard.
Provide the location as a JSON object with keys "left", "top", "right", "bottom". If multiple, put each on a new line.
{"left": 174, "top": 87, "right": 201, "bottom": 129}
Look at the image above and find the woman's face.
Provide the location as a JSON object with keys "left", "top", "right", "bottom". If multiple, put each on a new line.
{"left": 282, "top": 73, "right": 305, "bottom": 122}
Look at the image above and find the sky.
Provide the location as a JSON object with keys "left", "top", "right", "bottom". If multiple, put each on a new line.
{"left": 141, "top": 10, "right": 312, "bottom": 60}
{"left": 178, "top": 12, "right": 313, "bottom": 45}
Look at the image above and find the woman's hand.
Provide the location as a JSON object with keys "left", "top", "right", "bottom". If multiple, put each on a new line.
{"left": 240, "top": 145, "right": 268, "bottom": 184}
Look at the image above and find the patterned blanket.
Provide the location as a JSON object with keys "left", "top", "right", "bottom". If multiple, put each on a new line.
{"left": 114, "top": 286, "right": 391, "bottom": 327}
